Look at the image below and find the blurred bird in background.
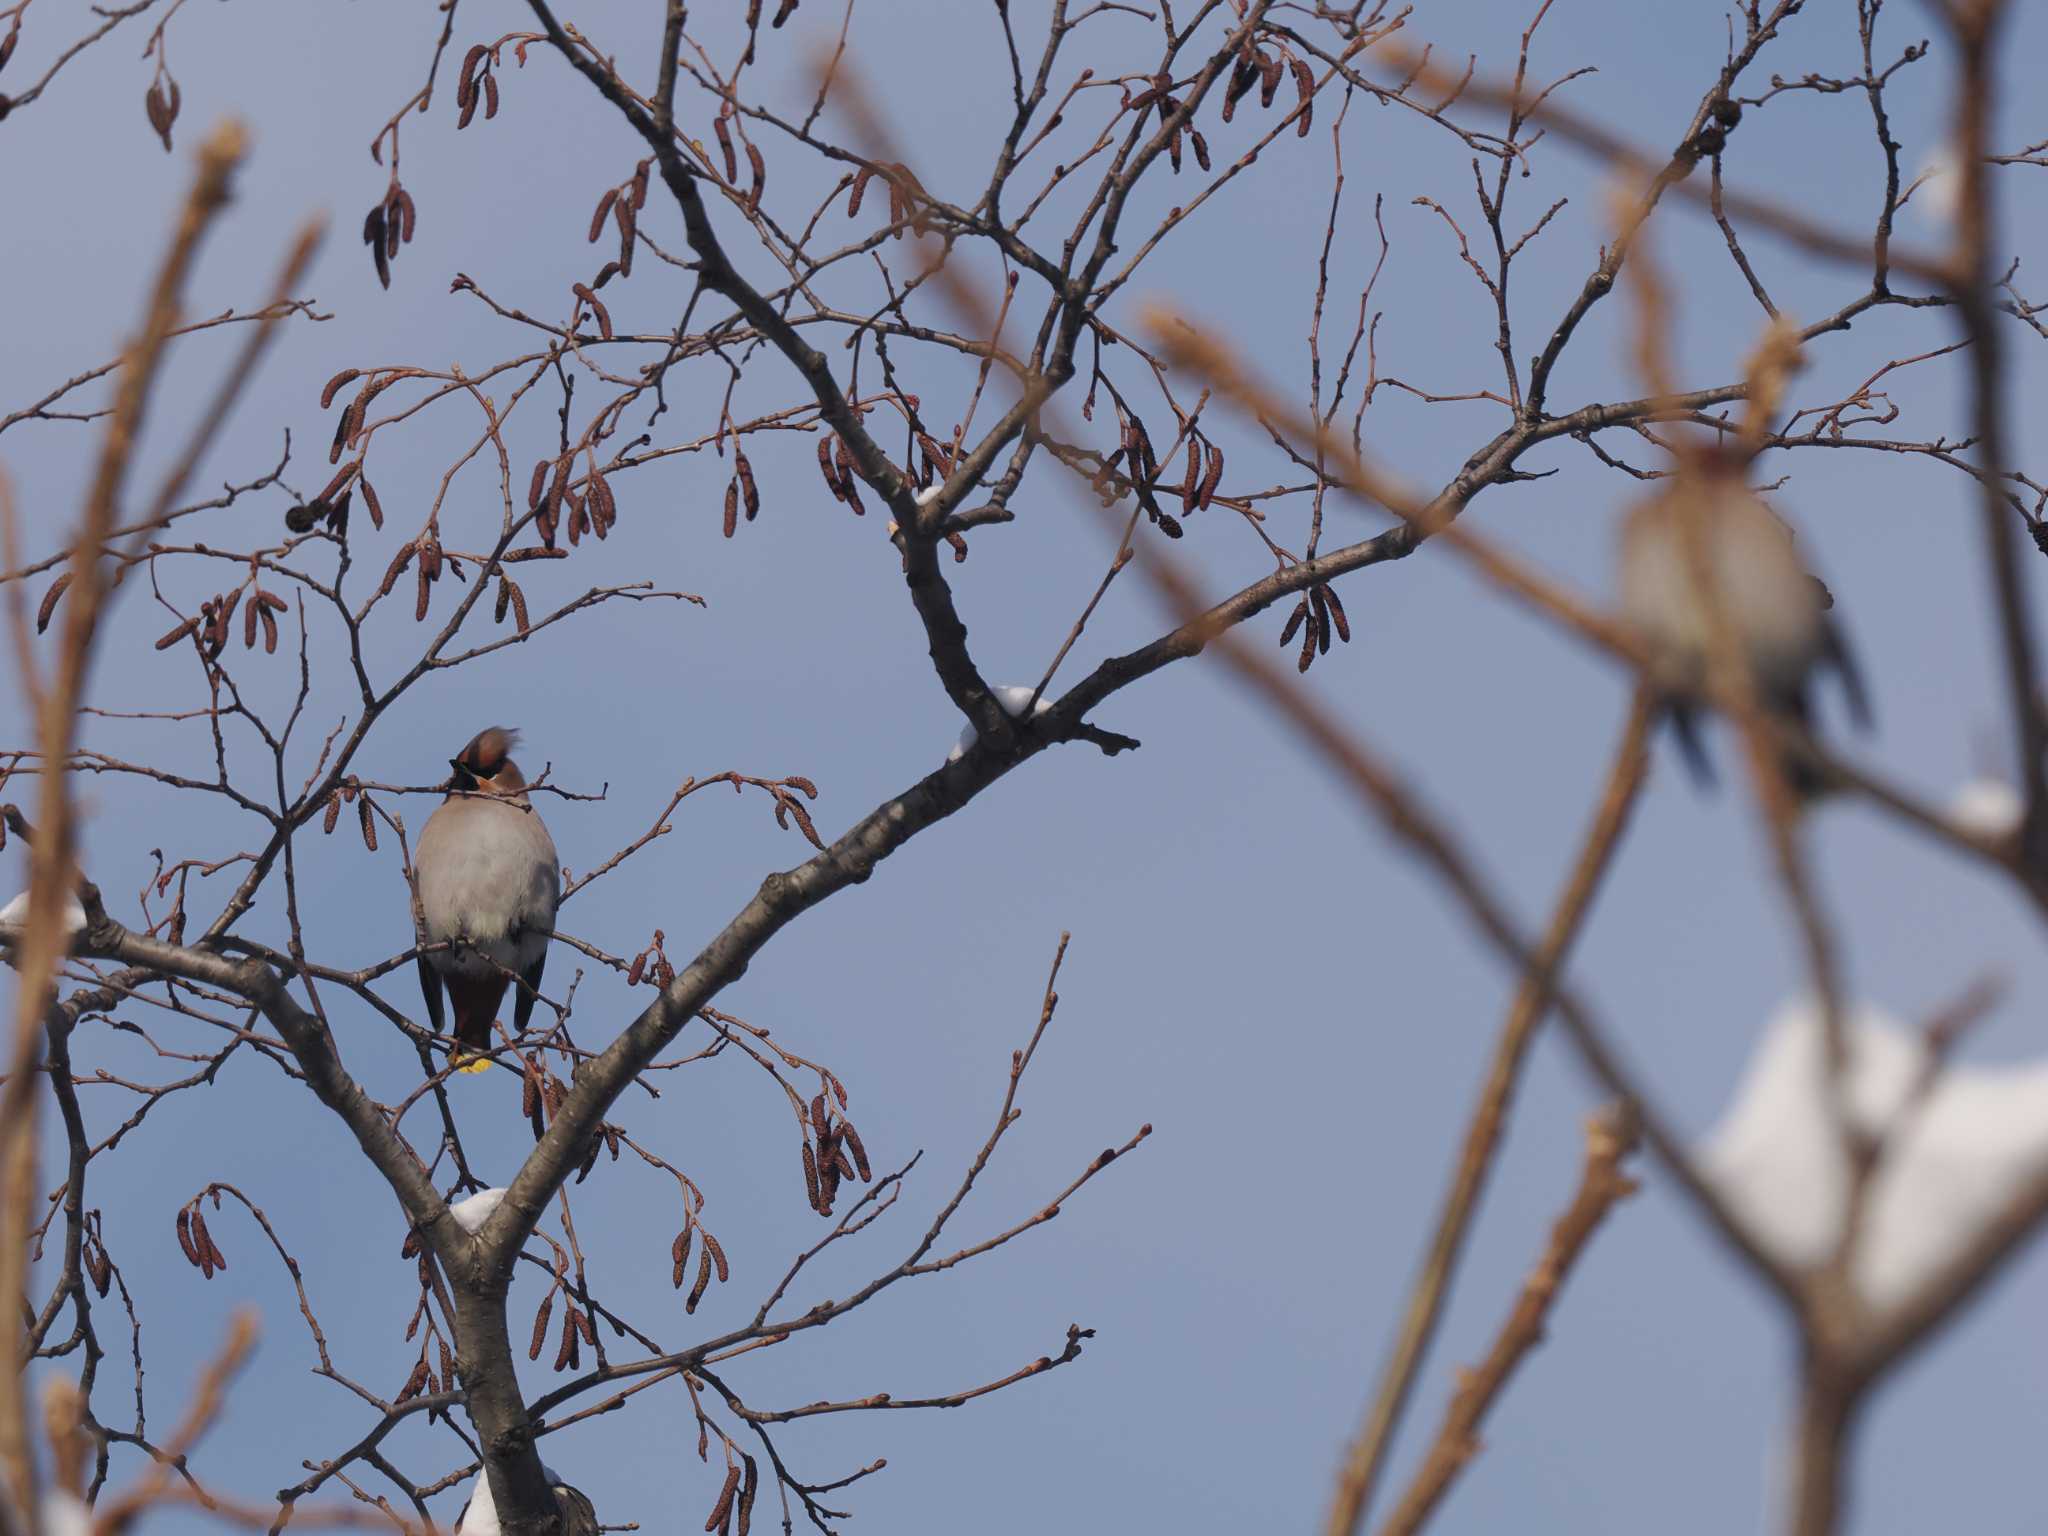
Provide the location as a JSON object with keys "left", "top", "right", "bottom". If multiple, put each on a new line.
{"left": 1617, "top": 461, "right": 1871, "bottom": 798}
{"left": 414, "top": 727, "right": 561, "bottom": 1073}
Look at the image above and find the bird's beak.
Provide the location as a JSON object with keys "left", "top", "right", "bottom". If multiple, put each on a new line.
{"left": 448, "top": 758, "right": 466, "bottom": 774}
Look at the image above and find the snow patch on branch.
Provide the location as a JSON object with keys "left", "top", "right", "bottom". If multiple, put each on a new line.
{"left": 1949, "top": 776, "right": 2023, "bottom": 839}
{"left": 0, "top": 890, "right": 87, "bottom": 958}
{"left": 1699, "top": 999, "right": 2048, "bottom": 1314}
{"left": 449, "top": 1187, "right": 508, "bottom": 1234}
{"left": 945, "top": 684, "right": 1052, "bottom": 763}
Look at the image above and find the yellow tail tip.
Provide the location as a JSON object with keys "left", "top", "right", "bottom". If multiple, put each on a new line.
{"left": 451, "top": 1054, "right": 494, "bottom": 1076}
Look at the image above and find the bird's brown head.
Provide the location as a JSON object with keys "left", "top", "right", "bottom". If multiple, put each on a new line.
{"left": 449, "top": 727, "right": 527, "bottom": 794}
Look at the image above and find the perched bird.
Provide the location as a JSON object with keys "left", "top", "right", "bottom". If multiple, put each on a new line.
{"left": 414, "top": 728, "right": 560, "bottom": 1073}
{"left": 1617, "top": 468, "right": 1870, "bottom": 797}
{"left": 453, "top": 1464, "right": 598, "bottom": 1536}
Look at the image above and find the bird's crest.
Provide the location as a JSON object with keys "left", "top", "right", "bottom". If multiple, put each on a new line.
{"left": 455, "top": 726, "right": 520, "bottom": 776}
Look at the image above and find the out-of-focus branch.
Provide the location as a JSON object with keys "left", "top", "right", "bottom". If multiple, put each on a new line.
{"left": 87, "top": 1310, "right": 257, "bottom": 1534}
{"left": 1372, "top": 1110, "right": 1639, "bottom": 1536}
{"left": 1327, "top": 693, "right": 1654, "bottom": 1536}
{"left": 0, "top": 120, "right": 248, "bottom": 1532}
{"left": 1940, "top": 0, "right": 2045, "bottom": 864}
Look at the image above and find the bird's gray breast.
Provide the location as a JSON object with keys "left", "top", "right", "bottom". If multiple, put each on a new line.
{"left": 416, "top": 798, "right": 560, "bottom": 972}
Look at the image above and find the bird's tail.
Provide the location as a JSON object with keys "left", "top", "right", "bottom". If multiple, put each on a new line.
{"left": 1773, "top": 685, "right": 1833, "bottom": 803}
{"left": 1660, "top": 690, "right": 1835, "bottom": 803}
{"left": 1664, "top": 701, "right": 1716, "bottom": 789}
{"left": 446, "top": 975, "right": 508, "bottom": 1078}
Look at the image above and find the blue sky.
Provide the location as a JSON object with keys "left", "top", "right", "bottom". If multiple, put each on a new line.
{"left": 4, "top": 2, "right": 2047, "bottom": 1532}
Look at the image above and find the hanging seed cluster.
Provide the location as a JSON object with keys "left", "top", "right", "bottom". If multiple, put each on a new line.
{"left": 585, "top": 160, "right": 650, "bottom": 289}
{"left": 143, "top": 71, "right": 182, "bottom": 152}
{"left": 372, "top": 535, "right": 461, "bottom": 623}
{"left": 1086, "top": 409, "right": 1226, "bottom": 540}
{"left": 719, "top": 441, "right": 759, "bottom": 539}
{"left": 1222, "top": 38, "right": 1315, "bottom": 136}
{"left": 395, "top": 1236, "right": 457, "bottom": 1404}
{"left": 144, "top": 568, "right": 290, "bottom": 665}
{"left": 173, "top": 1196, "right": 229, "bottom": 1280}
{"left": 311, "top": 363, "right": 583, "bottom": 631}
{"left": 671, "top": 1215, "right": 729, "bottom": 1315}
{"left": 322, "top": 366, "right": 411, "bottom": 467}
{"left": 908, "top": 428, "right": 972, "bottom": 560}
{"left": 799, "top": 1083, "right": 871, "bottom": 1218}
{"left": 625, "top": 930, "right": 676, "bottom": 991}
{"left": 525, "top": 1249, "right": 601, "bottom": 1373}
{"left": 286, "top": 455, "right": 384, "bottom": 536}
{"left": 82, "top": 1212, "right": 114, "bottom": 1299}
{"left": 454, "top": 43, "right": 504, "bottom": 130}
{"left": 362, "top": 180, "right": 418, "bottom": 290}
{"left": 528, "top": 449, "right": 624, "bottom": 551}
{"left": 766, "top": 776, "right": 821, "bottom": 848}
{"left": 1124, "top": 72, "right": 1212, "bottom": 174}
{"left": 1278, "top": 580, "right": 1352, "bottom": 674}
{"left": 144, "top": 857, "right": 195, "bottom": 948}
{"left": 394, "top": 1330, "right": 459, "bottom": 1406}
{"left": 844, "top": 160, "right": 931, "bottom": 238}
{"left": 517, "top": 1052, "right": 625, "bottom": 1185}
{"left": 571, "top": 281, "right": 613, "bottom": 341}
{"left": 739, "top": 0, "right": 800, "bottom": 66}
{"left": 709, "top": 104, "right": 769, "bottom": 216}
{"left": 700, "top": 1454, "right": 758, "bottom": 1536}
{"left": 801, "top": 396, "right": 953, "bottom": 537}
{"left": 815, "top": 430, "right": 868, "bottom": 516}
{"left": 314, "top": 777, "right": 382, "bottom": 854}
